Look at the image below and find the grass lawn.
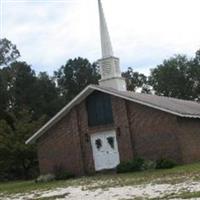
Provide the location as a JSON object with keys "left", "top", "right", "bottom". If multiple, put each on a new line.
{"left": 1, "top": 162, "right": 200, "bottom": 199}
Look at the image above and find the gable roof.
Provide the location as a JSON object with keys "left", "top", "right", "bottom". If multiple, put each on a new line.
{"left": 26, "top": 84, "right": 200, "bottom": 144}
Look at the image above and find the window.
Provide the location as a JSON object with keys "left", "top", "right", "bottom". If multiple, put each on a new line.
{"left": 95, "top": 139, "right": 102, "bottom": 150}
{"left": 107, "top": 137, "right": 115, "bottom": 149}
{"left": 86, "top": 91, "right": 113, "bottom": 126}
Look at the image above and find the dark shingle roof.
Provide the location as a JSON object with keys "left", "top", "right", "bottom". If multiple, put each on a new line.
{"left": 96, "top": 85, "right": 200, "bottom": 118}
{"left": 26, "top": 84, "right": 200, "bottom": 144}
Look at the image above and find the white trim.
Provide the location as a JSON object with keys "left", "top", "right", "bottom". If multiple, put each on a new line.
{"left": 26, "top": 85, "right": 200, "bottom": 144}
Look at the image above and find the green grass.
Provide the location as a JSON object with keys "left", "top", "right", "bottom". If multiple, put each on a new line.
{"left": 147, "top": 191, "right": 200, "bottom": 200}
{"left": 1, "top": 162, "right": 200, "bottom": 196}
{"left": 175, "top": 191, "right": 200, "bottom": 199}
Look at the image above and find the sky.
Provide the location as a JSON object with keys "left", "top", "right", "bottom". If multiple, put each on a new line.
{"left": 1, "top": 0, "right": 200, "bottom": 75}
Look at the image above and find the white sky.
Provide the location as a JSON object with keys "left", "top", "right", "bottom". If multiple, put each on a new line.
{"left": 1, "top": 0, "right": 200, "bottom": 75}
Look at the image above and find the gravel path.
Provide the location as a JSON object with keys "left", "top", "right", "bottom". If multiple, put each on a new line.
{"left": 2, "top": 181, "right": 200, "bottom": 200}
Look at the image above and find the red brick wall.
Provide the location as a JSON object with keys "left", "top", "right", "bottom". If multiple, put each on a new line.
{"left": 126, "top": 101, "right": 200, "bottom": 164}
{"left": 112, "top": 96, "right": 134, "bottom": 162}
{"left": 176, "top": 118, "right": 200, "bottom": 163}
{"left": 126, "top": 101, "right": 182, "bottom": 162}
{"left": 37, "top": 109, "right": 84, "bottom": 175}
{"left": 37, "top": 92, "right": 200, "bottom": 176}
{"left": 37, "top": 94, "right": 134, "bottom": 175}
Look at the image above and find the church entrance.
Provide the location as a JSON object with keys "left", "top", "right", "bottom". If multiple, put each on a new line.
{"left": 90, "top": 130, "right": 120, "bottom": 171}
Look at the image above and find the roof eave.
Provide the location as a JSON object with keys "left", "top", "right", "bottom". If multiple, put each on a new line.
{"left": 25, "top": 85, "right": 95, "bottom": 144}
{"left": 26, "top": 85, "right": 200, "bottom": 144}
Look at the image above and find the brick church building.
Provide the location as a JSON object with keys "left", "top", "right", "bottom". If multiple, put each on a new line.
{"left": 26, "top": 0, "right": 200, "bottom": 176}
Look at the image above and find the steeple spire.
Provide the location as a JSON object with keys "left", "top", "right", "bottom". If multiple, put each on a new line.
{"left": 98, "top": 0, "right": 113, "bottom": 58}
{"left": 97, "top": 0, "right": 127, "bottom": 91}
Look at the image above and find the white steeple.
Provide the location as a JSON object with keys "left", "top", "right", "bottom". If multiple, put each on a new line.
{"left": 98, "top": 0, "right": 113, "bottom": 58}
{"left": 97, "top": 0, "right": 126, "bottom": 91}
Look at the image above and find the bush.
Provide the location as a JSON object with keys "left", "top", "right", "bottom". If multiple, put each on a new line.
{"left": 35, "top": 174, "right": 55, "bottom": 183}
{"left": 55, "top": 171, "right": 75, "bottom": 180}
{"left": 116, "top": 161, "right": 133, "bottom": 173}
{"left": 156, "top": 158, "right": 177, "bottom": 169}
{"left": 53, "top": 165, "right": 75, "bottom": 180}
{"left": 141, "top": 160, "right": 156, "bottom": 171}
{"left": 117, "top": 157, "right": 145, "bottom": 173}
{"left": 117, "top": 157, "right": 177, "bottom": 173}
{"left": 131, "top": 157, "right": 145, "bottom": 171}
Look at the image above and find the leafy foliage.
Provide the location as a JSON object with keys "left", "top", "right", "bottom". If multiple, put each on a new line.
{"left": 122, "top": 67, "right": 150, "bottom": 93}
{"left": 0, "top": 111, "right": 46, "bottom": 180}
{"left": 141, "top": 160, "right": 156, "bottom": 170}
{"left": 116, "top": 158, "right": 146, "bottom": 173}
{"left": 117, "top": 157, "right": 177, "bottom": 173}
{"left": 54, "top": 57, "right": 100, "bottom": 102}
{"left": 149, "top": 52, "right": 200, "bottom": 100}
{"left": 0, "top": 62, "right": 63, "bottom": 119}
{"left": 0, "top": 38, "right": 20, "bottom": 67}
{"left": 156, "top": 158, "right": 177, "bottom": 169}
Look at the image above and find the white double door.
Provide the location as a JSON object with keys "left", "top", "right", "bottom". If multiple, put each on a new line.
{"left": 91, "top": 130, "right": 120, "bottom": 171}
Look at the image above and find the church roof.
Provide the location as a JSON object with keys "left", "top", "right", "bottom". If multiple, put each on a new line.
{"left": 26, "top": 84, "right": 200, "bottom": 144}
{"left": 100, "top": 85, "right": 200, "bottom": 118}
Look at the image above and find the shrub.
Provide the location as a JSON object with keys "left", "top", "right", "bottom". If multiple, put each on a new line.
{"left": 156, "top": 158, "right": 177, "bottom": 169}
{"left": 131, "top": 157, "right": 145, "bottom": 171}
{"left": 116, "top": 157, "right": 145, "bottom": 173}
{"left": 55, "top": 171, "right": 75, "bottom": 180}
{"left": 35, "top": 174, "right": 55, "bottom": 183}
{"left": 116, "top": 161, "right": 133, "bottom": 173}
{"left": 53, "top": 165, "right": 75, "bottom": 180}
{"left": 141, "top": 160, "right": 156, "bottom": 171}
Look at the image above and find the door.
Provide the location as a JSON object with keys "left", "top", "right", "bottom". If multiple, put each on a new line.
{"left": 90, "top": 130, "right": 120, "bottom": 171}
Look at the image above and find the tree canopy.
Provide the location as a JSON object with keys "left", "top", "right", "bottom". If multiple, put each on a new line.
{"left": 0, "top": 38, "right": 20, "bottom": 67}
{"left": 55, "top": 57, "right": 100, "bottom": 102}
{"left": 122, "top": 67, "right": 151, "bottom": 93}
{"left": 149, "top": 52, "right": 200, "bottom": 100}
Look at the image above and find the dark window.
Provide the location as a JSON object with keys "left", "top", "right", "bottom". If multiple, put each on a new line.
{"left": 86, "top": 91, "right": 113, "bottom": 126}
{"left": 107, "top": 137, "right": 115, "bottom": 149}
{"left": 95, "top": 139, "right": 102, "bottom": 150}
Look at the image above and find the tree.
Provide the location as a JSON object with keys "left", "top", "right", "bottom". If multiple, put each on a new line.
{"left": 55, "top": 57, "right": 100, "bottom": 103}
{"left": 0, "top": 38, "right": 20, "bottom": 67}
{"left": 122, "top": 67, "right": 150, "bottom": 93}
{"left": 33, "top": 72, "right": 63, "bottom": 118}
{"left": 194, "top": 49, "right": 200, "bottom": 64}
{"left": 0, "top": 69, "right": 9, "bottom": 112}
{"left": 11, "top": 111, "right": 46, "bottom": 179}
{"left": 188, "top": 49, "right": 200, "bottom": 101}
{"left": 0, "top": 120, "right": 13, "bottom": 180}
{"left": 3, "top": 61, "right": 37, "bottom": 113}
{"left": 0, "top": 111, "right": 46, "bottom": 180}
{"left": 149, "top": 55, "right": 196, "bottom": 100}
{"left": 0, "top": 62, "right": 61, "bottom": 120}
{"left": 0, "top": 67, "right": 15, "bottom": 127}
